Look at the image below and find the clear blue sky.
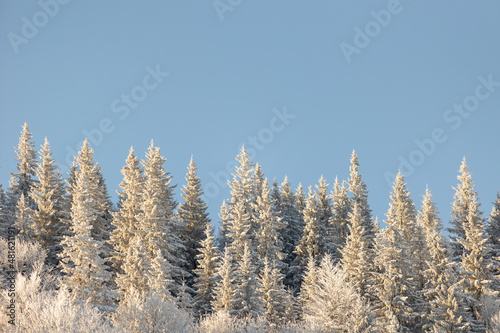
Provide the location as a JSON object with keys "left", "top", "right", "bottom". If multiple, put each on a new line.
{"left": 1, "top": 1, "right": 500, "bottom": 231}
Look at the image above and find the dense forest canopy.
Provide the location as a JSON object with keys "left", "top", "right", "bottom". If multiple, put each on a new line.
{"left": 1, "top": 123, "right": 499, "bottom": 332}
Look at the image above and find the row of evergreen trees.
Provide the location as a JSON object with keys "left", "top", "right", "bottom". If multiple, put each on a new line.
{"left": 1, "top": 123, "right": 499, "bottom": 332}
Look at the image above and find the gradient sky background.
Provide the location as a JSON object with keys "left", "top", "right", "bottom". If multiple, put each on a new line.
{"left": 1, "top": 1, "right": 500, "bottom": 232}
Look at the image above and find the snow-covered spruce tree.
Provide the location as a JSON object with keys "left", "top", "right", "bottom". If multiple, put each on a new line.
{"left": 340, "top": 202, "right": 372, "bottom": 298}
{"left": 176, "top": 279, "right": 194, "bottom": 314}
{"left": 331, "top": 177, "right": 351, "bottom": 256}
{"left": 110, "top": 147, "right": 144, "bottom": 272}
{"left": 212, "top": 247, "right": 235, "bottom": 313}
{"left": 448, "top": 158, "right": 482, "bottom": 261}
{"left": 115, "top": 235, "right": 154, "bottom": 301}
{"left": 59, "top": 154, "right": 116, "bottom": 312}
{"left": 217, "top": 200, "right": 231, "bottom": 252}
{"left": 348, "top": 150, "right": 375, "bottom": 245}
{"left": 275, "top": 177, "right": 303, "bottom": 291}
{"left": 115, "top": 158, "right": 175, "bottom": 303}
{"left": 315, "top": 176, "right": 334, "bottom": 255}
{"left": 487, "top": 193, "right": 500, "bottom": 263}
{"left": 13, "top": 193, "right": 34, "bottom": 241}
{"left": 29, "top": 138, "right": 67, "bottom": 263}
{"left": 231, "top": 242, "right": 263, "bottom": 318}
{"left": 459, "top": 198, "right": 494, "bottom": 330}
{"left": 70, "top": 139, "right": 112, "bottom": 254}
{"left": 178, "top": 157, "right": 210, "bottom": 289}
{"left": 138, "top": 159, "right": 176, "bottom": 298}
{"left": 295, "top": 183, "right": 306, "bottom": 215}
{"left": 253, "top": 177, "right": 285, "bottom": 271}
{"left": 6, "top": 123, "right": 38, "bottom": 232}
{"left": 253, "top": 163, "right": 265, "bottom": 198}
{"left": 227, "top": 200, "right": 252, "bottom": 263}
{"left": 141, "top": 141, "right": 185, "bottom": 293}
{"left": 193, "top": 223, "right": 220, "bottom": 317}
{"left": 259, "top": 257, "right": 289, "bottom": 325}
{"left": 418, "top": 188, "right": 470, "bottom": 332}
{"left": 298, "top": 255, "right": 317, "bottom": 319}
{"left": 227, "top": 146, "right": 258, "bottom": 247}
{"left": 304, "top": 255, "right": 372, "bottom": 332}
{"left": 293, "top": 185, "right": 327, "bottom": 289}
{"left": 373, "top": 220, "right": 409, "bottom": 331}
{"left": 373, "top": 172, "right": 423, "bottom": 331}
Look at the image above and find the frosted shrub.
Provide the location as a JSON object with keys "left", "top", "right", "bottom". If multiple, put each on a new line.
{"left": 196, "top": 311, "right": 320, "bottom": 333}
{"left": 197, "top": 311, "right": 252, "bottom": 333}
{"left": 17, "top": 287, "right": 112, "bottom": 333}
{"left": 0, "top": 237, "right": 47, "bottom": 279}
{"left": 1, "top": 262, "right": 110, "bottom": 332}
{"left": 303, "top": 255, "right": 373, "bottom": 333}
{"left": 113, "top": 289, "right": 194, "bottom": 333}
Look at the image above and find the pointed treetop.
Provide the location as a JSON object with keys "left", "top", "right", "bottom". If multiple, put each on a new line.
{"left": 350, "top": 150, "right": 359, "bottom": 167}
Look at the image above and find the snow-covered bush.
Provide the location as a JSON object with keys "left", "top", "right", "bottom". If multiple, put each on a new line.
{"left": 113, "top": 289, "right": 194, "bottom": 333}
{"left": 196, "top": 311, "right": 322, "bottom": 333}
{"left": 1, "top": 259, "right": 110, "bottom": 332}
{"left": 0, "top": 237, "right": 47, "bottom": 279}
{"left": 303, "top": 255, "right": 373, "bottom": 332}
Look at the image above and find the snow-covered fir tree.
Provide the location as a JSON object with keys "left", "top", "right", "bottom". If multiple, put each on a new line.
{"left": 29, "top": 138, "right": 67, "bottom": 263}
{"left": 373, "top": 172, "right": 422, "bottom": 331}
{"left": 418, "top": 188, "right": 470, "bottom": 332}
{"left": 193, "top": 223, "right": 220, "bottom": 316}
{"left": 293, "top": 184, "right": 329, "bottom": 288}
{"left": 110, "top": 147, "right": 144, "bottom": 272}
{"left": 176, "top": 279, "right": 194, "bottom": 314}
{"left": 70, "top": 140, "right": 112, "bottom": 254}
{"left": 348, "top": 150, "right": 375, "bottom": 245}
{"left": 212, "top": 247, "right": 235, "bottom": 313}
{"left": 59, "top": 153, "right": 116, "bottom": 312}
{"left": 253, "top": 177, "right": 285, "bottom": 271}
{"left": 459, "top": 198, "right": 493, "bottom": 330}
{"left": 13, "top": 193, "right": 34, "bottom": 241}
{"left": 315, "top": 176, "right": 334, "bottom": 254}
{"left": 298, "top": 255, "right": 317, "bottom": 319}
{"left": 227, "top": 146, "right": 258, "bottom": 247}
{"left": 259, "top": 257, "right": 289, "bottom": 325}
{"left": 138, "top": 156, "right": 176, "bottom": 296}
{"left": 487, "top": 193, "right": 500, "bottom": 262}
{"left": 231, "top": 242, "right": 263, "bottom": 318}
{"left": 340, "top": 202, "right": 372, "bottom": 298}
{"left": 115, "top": 235, "right": 154, "bottom": 301}
{"left": 7, "top": 123, "right": 38, "bottom": 230}
{"left": 295, "top": 183, "right": 306, "bottom": 215}
{"left": 331, "top": 177, "right": 351, "bottom": 256}
{"left": 274, "top": 176, "right": 303, "bottom": 291}
{"left": 448, "top": 158, "right": 482, "bottom": 261}
{"left": 141, "top": 141, "right": 185, "bottom": 293}
{"left": 253, "top": 163, "right": 265, "bottom": 198}
{"left": 227, "top": 200, "right": 252, "bottom": 263}
{"left": 217, "top": 200, "right": 231, "bottom": 251}
{"left": 178, "top": 157, "right": 210, "bottom": 289}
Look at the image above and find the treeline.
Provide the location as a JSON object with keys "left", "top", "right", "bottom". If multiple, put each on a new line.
{"left": 0, "top": 123, "right": 499, "bottom": 332}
